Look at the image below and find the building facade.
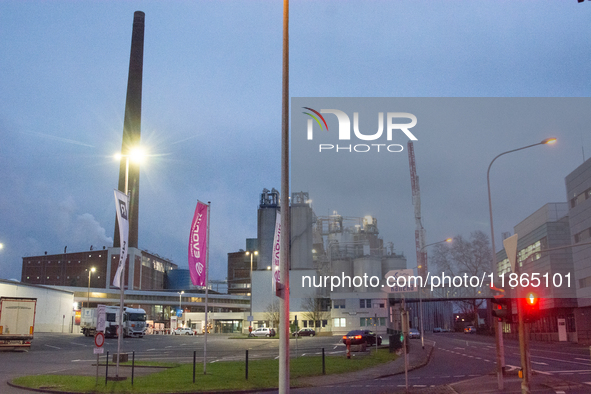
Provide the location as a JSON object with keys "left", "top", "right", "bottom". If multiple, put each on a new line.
{"left": 566, "top": 157, "right": 591, "bottom": 343}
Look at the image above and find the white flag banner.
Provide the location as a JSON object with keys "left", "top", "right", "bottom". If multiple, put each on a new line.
{"left": 272, "top": 211, "right": 281, "bottom": 293}
{"left": 113, "top": 189, "right": 129, "bottom": 288}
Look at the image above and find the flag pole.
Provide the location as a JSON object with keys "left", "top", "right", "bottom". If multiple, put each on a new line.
{"left": 203, "top": 201, "right": 210, "bottom": 374}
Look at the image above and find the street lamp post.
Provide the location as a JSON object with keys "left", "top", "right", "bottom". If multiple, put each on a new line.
{"left": 87, "top": 267, "right": 96, "bottom": 308}
{"left": 246, "top": 251, "right": 258, "bottom": 325}
{"left": 486, "top": 137, "right": 556, "bottom": 391}
{"left": 418, "top": 238, "right": 452, "bottom": 349}
{"left": 177, "top": 291, "right": 184, "bottom": 327}
{"left": 114, "top": 148, "right": 145, "bottom": 378}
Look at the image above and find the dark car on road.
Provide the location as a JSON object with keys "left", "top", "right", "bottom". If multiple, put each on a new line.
{"left": 342, "top": 329, "right": 382, "bottom": 346}
{"left": 293, "top": 328, "right": 316, "bottom": 337}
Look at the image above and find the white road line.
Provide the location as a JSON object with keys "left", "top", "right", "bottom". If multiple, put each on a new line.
{"left": 45, "top": 344, "right": 61, "bottom": 349}
{"left": 541, "top": 370, "right": 591, "bottom": 374}
{"left": 584, "top": 382, "right": 591, "bottom": 386}
{"left": 530, "top": 361, "right": 549, "bottom": 366}
{"left": 576, "top": 358, "right": 591, "bottom": 362}
{"left": 530, "top": 355, "right": 591, "bottom": 366}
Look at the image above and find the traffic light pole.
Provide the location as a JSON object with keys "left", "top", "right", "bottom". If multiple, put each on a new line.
{"left": 517, "top": 297, "right": 531, "bottom": 394}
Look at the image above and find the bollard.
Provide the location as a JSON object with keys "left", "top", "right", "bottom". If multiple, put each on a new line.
{"left": 131, "top": 351, "right": 135, "bottom": 385}
{"left": 246, "top": 350, "right": 249, "bottom": 380}
{"left": 193, "top": 351, "right": 196, "bottom": 383}
{"left": 346, "top": 339, "right": 351, "bottom": 359}
{"left": 322, "top": 348, "right": 325, "bottom": 375}
{"left": 105, "top": 351, "right": 109, "bottom": 386}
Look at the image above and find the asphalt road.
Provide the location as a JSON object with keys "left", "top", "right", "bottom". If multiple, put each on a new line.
{"left": 289, "top": 332, "right": 591, "bottom": 394}
{"left": 0, "top": 332, "right": 345, "bottom": 393}
{"left": 2, "top": 332, "right": 590, "bottom": 393}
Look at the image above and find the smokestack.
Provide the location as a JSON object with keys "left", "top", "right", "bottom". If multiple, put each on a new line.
{"left": 114, "top": 11, "right": 145, "bottom": 249}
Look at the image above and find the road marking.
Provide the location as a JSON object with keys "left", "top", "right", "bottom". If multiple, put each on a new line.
{"left": 453, "top": 375, "right": 465, "bottom": 378}
{"left": 541, "top": 370, "right": 591, "bottom": 374}
{"left": 45, "top": 344, "right": 61, "bottom": 349}
{"left": 69, "top": 342, "right": 87, "bottom": 346}
{"left": 530, "top": 355, "right": 591, "bottom": 366}
{"left": 483, "top": 359, "right": 490, "bottom": 362}
{"left": 531, "top": 361, "right": 549, "bottom": 366}
{"left": 147, "top": 348, "right": 156, "bottom": 351}
{"left": 576, "top": 358, "right": 591, "bottom": 362}
{"left": 584, "top": 382, "right": 591, "bottom": 386}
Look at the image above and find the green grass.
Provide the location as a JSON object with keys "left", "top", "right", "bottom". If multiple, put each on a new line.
{"left": 12, "top": 348, "right": 397, "bottom": 393}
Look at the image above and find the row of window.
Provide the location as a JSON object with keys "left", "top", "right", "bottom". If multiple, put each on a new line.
{"left": 360, "top": 317, "right": 386, "bottom": 327}
{"left": 333, "top": 299, "right": 386, "bottom": 309}
{"left": 332, "top": 317, "right": 387, "bottom": 328}
{"left": 574, "top": 227, "right": 591, "bottom": 244}
{"left": 498, "top": 238, "right": 547, "bottom": 274}
{"left": 570, "top": 187, "right": 591, "bottom": 209}
{"left": 26, "top": 275, "right": 101, "bottom": 280}
{"left": 28, "top": 259, "right": 100, "bottom": 264}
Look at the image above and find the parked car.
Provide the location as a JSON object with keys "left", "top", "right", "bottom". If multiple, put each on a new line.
{"left": 464, "top": 326, "right": 476, "bottom": 334}
{"left": 433, "top": 327, "right": 442, "bottom": 333}
{"left": 293, "top": 328, "right": 316, "bottom": 337}
{"left": 173, "top": 327, "right": 195, "bottom": 335}
{"left": 249, "top": 327, "right": 276, "bottom": 337}
{"left": 342, "top": 330, "right": 382, "bottom": 346}
{"left": 408, "top": 328, "right": 421, "bottom": 339}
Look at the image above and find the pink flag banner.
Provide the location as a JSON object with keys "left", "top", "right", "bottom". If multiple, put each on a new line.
{"left": 188, "top": 201, "right": 208, "bottom": 286}
{"left": 272, "top": 211, "right": 281, "bottom": 293}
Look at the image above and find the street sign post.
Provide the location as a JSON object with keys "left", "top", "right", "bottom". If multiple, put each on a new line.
{"left": 94, "top": 331, "right": 105, "bottom": 384}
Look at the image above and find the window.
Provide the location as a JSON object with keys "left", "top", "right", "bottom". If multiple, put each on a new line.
{"left": 333, "top": 318, "right": 346, "bottom": 328}
{"left": 360, "top": 318, "right": 366, "bottom": 326}
{"left": 360, "top": 299, "right": 372, "bottom": 308}
{"left": 379, "top": 303, "right": 385, "bottom": 308}
{"left": 303, "top": 321, "right": 307, "bottom": 328}
{"left": 333, "top": 299, "right": 345, "bottom": 309}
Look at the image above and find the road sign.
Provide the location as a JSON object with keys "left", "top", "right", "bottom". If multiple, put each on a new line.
{"left": 503, "top": 234, "right": 518, "bottom": 273}
{"left": 93, "top": 347, "right": 104, "bottom": 354}
{"left": 247, "top": 315, "right": 254, "bottom": 322}
{"left": 96, "top": 304, "right": 106, "bottom": 333}
{"left": 94, "top": 332, "right": 105, "bottom": 348}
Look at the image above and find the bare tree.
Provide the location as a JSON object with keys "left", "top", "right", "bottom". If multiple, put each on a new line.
{"left": 431, "top": 230, "right": 491, "bottom": 327}
{"left": 264, "top": 300, "right": 280, "bottom": 328}
{"left": 301, "top": 297, "right": 330, "bottom": 332}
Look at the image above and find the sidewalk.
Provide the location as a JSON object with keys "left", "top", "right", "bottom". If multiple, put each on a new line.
{"left": 449, "top": 371, "right": 587, "bottom": 394}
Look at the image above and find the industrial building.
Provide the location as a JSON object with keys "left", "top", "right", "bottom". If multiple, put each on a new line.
{"left": 566, "top": 157, "right": 591, "bottom": 343}
{"left": 495, "top": 203, "right": 578, "bottom": 342}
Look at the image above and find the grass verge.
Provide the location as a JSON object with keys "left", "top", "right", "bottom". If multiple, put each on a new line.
{"left": 12, "top": 348, "right": 397, "bottom": 393}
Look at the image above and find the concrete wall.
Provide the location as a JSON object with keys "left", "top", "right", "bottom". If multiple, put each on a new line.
{"left": 0, "top": 280, "right": 74, "bottom": 333}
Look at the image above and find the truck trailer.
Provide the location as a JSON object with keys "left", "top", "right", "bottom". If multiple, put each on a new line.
{"left": 0, "top": 297, "right": 37, "bottom": 350}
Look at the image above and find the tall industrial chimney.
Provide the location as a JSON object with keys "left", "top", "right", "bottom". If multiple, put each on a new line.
{"left": 114, "top": 11, "right": 145, "bottom": 249}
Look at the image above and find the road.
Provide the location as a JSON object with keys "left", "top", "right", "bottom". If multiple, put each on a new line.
{"left": 290, "top": 332, "right": 591, "bottom": 393}
{"left": 0, "top": 332, "right": 343, "bottom": 393}
{"left": 2, "top": 332, "right": 590, "bottom": 393}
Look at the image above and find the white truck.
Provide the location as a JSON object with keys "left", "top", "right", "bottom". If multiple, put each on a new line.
{"left": 81, "top": 306, "right": 146, "bottom": 338}
{"left": 0, "top": 297, "right": 37, "bottom": 350}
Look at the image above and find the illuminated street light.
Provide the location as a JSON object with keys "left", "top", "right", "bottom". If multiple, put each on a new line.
{"left": 86, "top": 267, "right": 96, "bottom": 308}
{"left": 177, "top": 291, "right": 184, "bottom": 326}
{"left": 113, "top": 147, "right": 147, "bottom": 378}
{"left": 486, "top": 137, "right": 556, "bottom": 391}
{"left": 245, "top": 250, "right": 258, "bottom": 324}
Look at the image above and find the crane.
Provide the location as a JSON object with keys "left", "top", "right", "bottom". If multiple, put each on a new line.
{"left": 408, "top": 141, "right": 427, "bottom": 279}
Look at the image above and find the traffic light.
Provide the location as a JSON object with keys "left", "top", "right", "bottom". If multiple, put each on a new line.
{"left": 491, "top": 297, "right": 513, "bottom": 323}
{"left": 523, "top": 292, "right": 540, "bottom": 323}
